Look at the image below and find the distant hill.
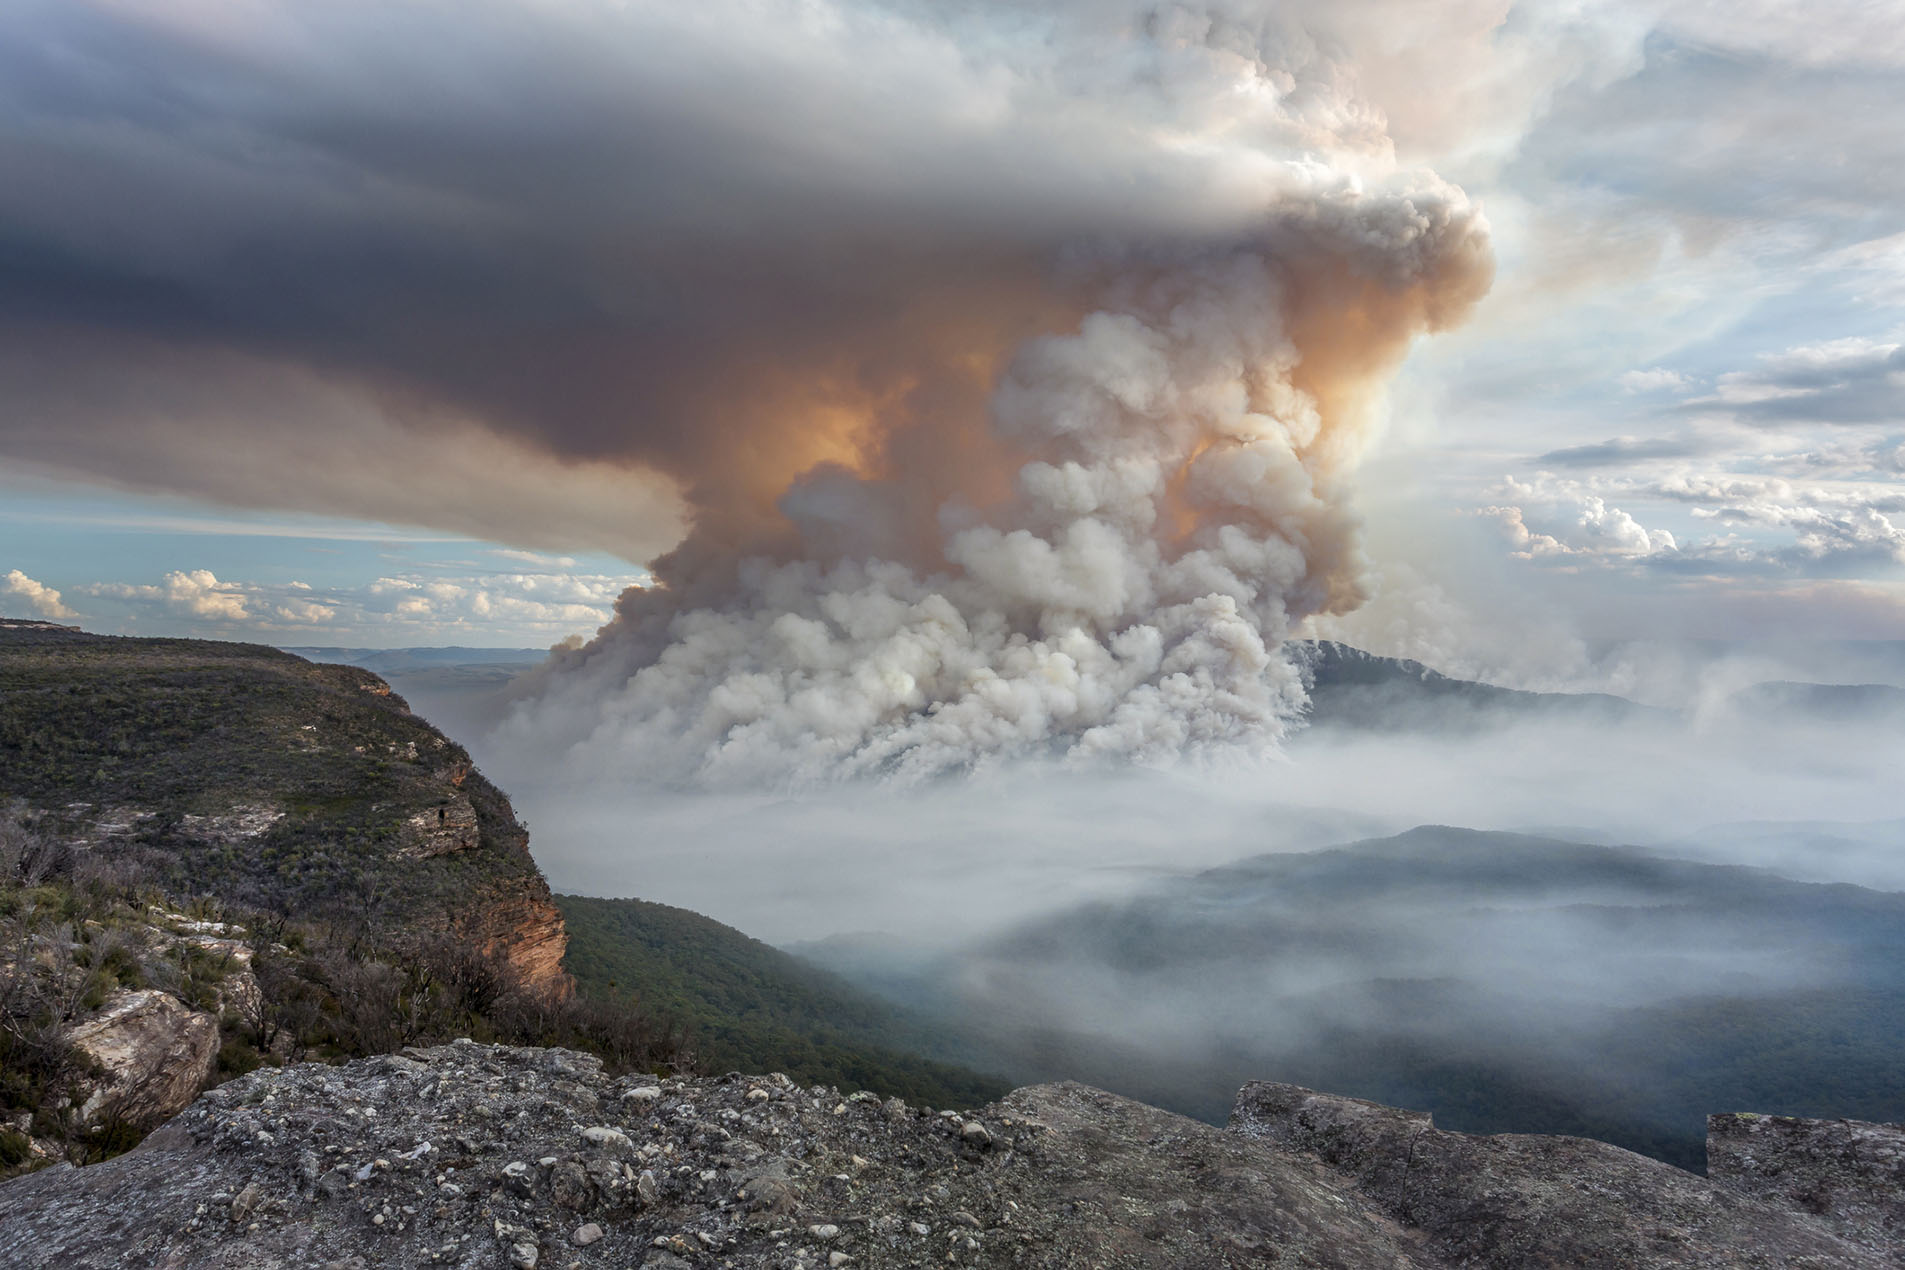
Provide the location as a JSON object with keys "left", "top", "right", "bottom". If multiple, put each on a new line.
{"left": 280, "top": 645, "right": 551, "bottom": 672}
{"left": 559, "top": 895, "right": 1008, "bottom": 1109}
{"left": 1292, "top": 641, "right": 1665, "bottom": 732}
{"left": 1295, "top": 640, "right": 1905, "bottom": 738}
{"left": 1717, "top": 680, "right": 1905, "bottom": 725}
{"left": 1664, "top": 817, "right": 1905, "bottom": 893}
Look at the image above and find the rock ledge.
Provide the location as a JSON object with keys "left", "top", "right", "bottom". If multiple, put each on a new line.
{"left": 0, "top": 1044, "right": 1896, "bottom": 1269}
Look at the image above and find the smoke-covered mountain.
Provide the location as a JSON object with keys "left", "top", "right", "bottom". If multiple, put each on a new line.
{"left": 293, "top": 638, "right": 1682, "bottom": 747}
{"left": 802, "top": 825, "right": 1905, "bottom": 1171}
{"left": 283, "top": 637, "right": 1905, "bottom": 749}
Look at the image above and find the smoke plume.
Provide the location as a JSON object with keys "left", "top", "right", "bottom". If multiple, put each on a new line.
{"left": 0, "top": 2, "right": 1496, "bottom": 780}
{"left": 506, "top": 185, "right": 1490, "bottom": 784}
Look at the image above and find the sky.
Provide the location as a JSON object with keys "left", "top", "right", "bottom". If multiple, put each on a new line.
{"left": 3, "top": 0, "right": 1904, "bottom": 655}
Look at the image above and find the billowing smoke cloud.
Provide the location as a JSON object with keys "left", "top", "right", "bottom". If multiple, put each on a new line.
{"left": 0, "top": 0, "right": 1489, "bottom": 547}
{"left": 3, "top": 1, "right": 1493, "bottom": 779}
{"left": 503, "top": 186, "right": 1489, "bottom": 783}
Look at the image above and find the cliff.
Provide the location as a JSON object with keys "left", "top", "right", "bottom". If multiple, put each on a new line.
{"left": 0, "top": 624, "right": 571, "bottom": 996}
{"left": 0, "top": 1042, "right": 1895, "bottom": 1268}
{"left": 0, "top": 627, "right": 609, "bottom": 1177}
{"left": 467, "top": 886, "right": 572, "bottom": 998}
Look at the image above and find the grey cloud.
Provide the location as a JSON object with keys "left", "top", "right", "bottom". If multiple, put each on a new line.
{"left": 1705, "top": 341, "right": 1905, "bottom": 427}
{"left": 1514, "top": 37, "right": 1905, "bottom": 246}
{"left": 1534, "top": 436, "right": 1707, "bottom": 467}
{"left": 1648, "top": 472, "right": 1905, "bottom": 515}
{"left": 0, "top": 334, "right": 690, "bottom": 559}
{"left": 1779, "top": 436, "right": 1905, "bottom": 477}
{"left": 1664, "top": 0, "right": 1905, "bottom": 73}
{"left": 1690, "top": 505, "right": 1905, "bottom": 576}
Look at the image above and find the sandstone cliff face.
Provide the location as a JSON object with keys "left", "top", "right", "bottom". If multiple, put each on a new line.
{"left": 453, "top": 774, "right": 573, "bottom": 999}
{"left": 0, "top": 1043, "right": 1894, "bottom": 1269}
{"left": 2, "top": 629, "right": 574, "bottom": 1008}
{"left": 402, "top": 798, "right": 482, "bottom": 858}
{"left": 462, "top": 881, "right": 573, "bottom": 998}
{"left": 64, "top": 989, "right": 219, "bottom": 1130}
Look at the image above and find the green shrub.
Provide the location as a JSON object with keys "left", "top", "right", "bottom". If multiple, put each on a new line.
{"left": 217, "top": 1039, "right": 263, "bottom": 1079}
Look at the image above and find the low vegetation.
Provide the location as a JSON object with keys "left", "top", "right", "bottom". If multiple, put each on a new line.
{"left": 559, "top": 895, "right": 1009, "bottom": 1109}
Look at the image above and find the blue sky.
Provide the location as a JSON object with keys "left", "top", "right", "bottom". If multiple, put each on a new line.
{"left": 1, "top": 476, "right": 646, "bottom": 645}
{"left": 3, "top": 1, "right": 1903, "bottom": 654}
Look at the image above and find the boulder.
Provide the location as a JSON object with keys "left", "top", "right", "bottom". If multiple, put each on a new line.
{"left": 64, "top": 989, "right": 219, "bottom": 1128}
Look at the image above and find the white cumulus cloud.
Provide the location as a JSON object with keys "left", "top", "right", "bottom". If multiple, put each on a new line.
{"left": 2, "top": 568, "right": 77, "bottom": 618}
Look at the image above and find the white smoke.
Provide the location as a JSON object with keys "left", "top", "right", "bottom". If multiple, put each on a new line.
{"left": 503, "top": 179, "right": 1490, "bottom": 787}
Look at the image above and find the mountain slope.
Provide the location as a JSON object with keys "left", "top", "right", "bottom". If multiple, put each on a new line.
{"left": 558, "top": 895, "right": 1009, "bottom": 1108}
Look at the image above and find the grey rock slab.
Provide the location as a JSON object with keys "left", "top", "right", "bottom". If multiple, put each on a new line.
{"left": 0, "top": 1043, "right": 1895, "bottom": 1269}
{"left": 1709, "top": 1110, "right": 1905, "bottom": 1260}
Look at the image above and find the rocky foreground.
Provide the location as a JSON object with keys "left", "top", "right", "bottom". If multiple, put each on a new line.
{"left": 0, "top": 1043, "right": 1898, "bottom": 1269}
